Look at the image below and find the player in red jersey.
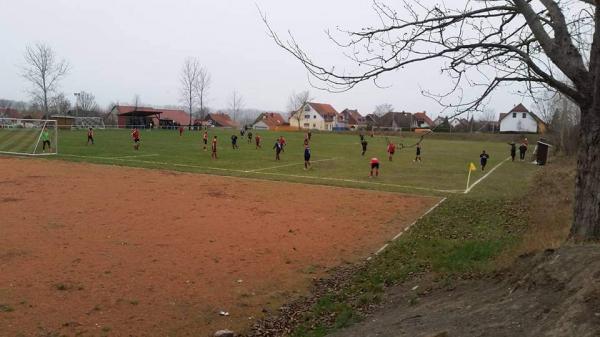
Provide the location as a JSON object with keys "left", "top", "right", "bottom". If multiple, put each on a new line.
{"left": 131, "top": 128, "right": 141, "bottom": 150}
{"left": 255, "top": 134, "right": 262, "bottom": 149}
{"left": 369, "top": 157, "right": 380, "bottom": 177}
{"left": 202, "top": 131, "right": 208, "bottom": 151}
{"left": 179, "top": 126, "right": 184, "bottom": 137}
{"left": 387, "top": 141, "right": 396, "bottom": 161}
{"left": 278, "top": 136, "right": 287, "bottom": 152}
{"left": 86, "top": 127, "right": 94, "bottom": 145}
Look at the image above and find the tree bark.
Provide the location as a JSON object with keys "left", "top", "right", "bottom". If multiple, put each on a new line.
{"left": 571, "top": 105, "right": 600, "bottom": 241}
{"left": 570, "top": 3, "right": 600, "bottom": 241}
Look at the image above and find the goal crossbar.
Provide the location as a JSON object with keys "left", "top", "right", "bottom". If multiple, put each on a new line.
{"left": 0, "top": 118, "right": 58, "bottom": 156}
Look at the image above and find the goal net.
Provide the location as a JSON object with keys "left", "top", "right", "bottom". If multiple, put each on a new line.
{"left": 0, "top": 118, "right": 58, "bottom": 156}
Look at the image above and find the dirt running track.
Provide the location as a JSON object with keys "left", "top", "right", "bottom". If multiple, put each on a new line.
{"left": 0, "top": 157, "right": 438, "bottom": 337}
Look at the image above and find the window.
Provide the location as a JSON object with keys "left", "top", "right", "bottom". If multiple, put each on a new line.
{"left": 304, "top": 114, "right": 311, "bottom": 119}
{"left": 304, "top": 105, "right": 310, "bottom": 111}
{"left": 512, "top": 113, "right": 517, "bottom": 118}
{"left": 313, "top": 115, "right": 317, "bottom": 119}
{"left": 312, "top": 123, "right": 316, "bottom": 128}
{"left": 522, "top": 113, "right": 527, "bottom": 118}
{"left": 303, "top": 123, "right": 310, "bottom": 128}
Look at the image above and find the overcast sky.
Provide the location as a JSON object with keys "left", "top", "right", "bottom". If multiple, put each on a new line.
{"left": 0, "top": 0, "right": 532, "bottom": 118}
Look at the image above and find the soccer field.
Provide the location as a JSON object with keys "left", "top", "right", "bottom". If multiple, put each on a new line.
{"left": 49, "top": 128, "right": 517, "bottom": 195}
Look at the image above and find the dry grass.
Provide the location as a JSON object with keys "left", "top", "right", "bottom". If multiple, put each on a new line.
{"left": 497, "top": 156, "right": 575, "bottom": 267}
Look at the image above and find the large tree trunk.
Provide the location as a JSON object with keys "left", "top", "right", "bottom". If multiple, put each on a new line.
{"left": 571, "top": 106, "right": 600, "bottom": 241}
{"left": 570, "top": 4, "right": 600, "bottom": 242}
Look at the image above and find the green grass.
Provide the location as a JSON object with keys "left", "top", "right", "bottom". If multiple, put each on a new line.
{"left": 286, "top": 157, "right": 538, "bottom": 336}
{"left": 1, "top": 128, "right": 534, "bottom": 196}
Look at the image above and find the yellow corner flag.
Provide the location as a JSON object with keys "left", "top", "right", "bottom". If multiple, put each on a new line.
{"left": 469, "top": 162, "right": 477, "bottom": 172}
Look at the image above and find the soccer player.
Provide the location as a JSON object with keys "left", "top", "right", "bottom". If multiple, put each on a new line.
{"left": 304, "top": 133, "right": 309, "bottom": 146}
{"left": 211, "top": 136, "right": 218, "bottom": 159}
{"left": 41, "top": 127, "right": 51, "bottom": 152}
{"left": 369, "top": 157, "right": 380, "bottom": 177}
{"left": 202, "top": 131, "right": 208, "bottom": 151}
{"left": 278, "top": 136, "right": 287, "bottom": 152}
{"left": 480, "top": 150, "right": 490, "bottom": 171}
{"left": 508, "top": 142, "right": 516, "bottom": 161}
{"left": 247, "top": 131, "right": 253, "bottom": 144}
{"left": 255, "top": 134, "right": 262, "bottom": 149}
{"left": 179, "top": 126, "right": 184, "bottom": 137}
{"left": 273, "top": 139, "right": 283, "bottom": 160}
{"left": 519, "top": 143, "right": 527, "bottom": 161}
{"left": 131, "top": 128, "right": 141, "bottom": 150}
{"left": 414, "top": 143, "right": 422, "bottom": 162}
{"left": 307, "top": 131, "right": 312, "bottom": 141}
{"left": 304, "top": 144, "right": 311, "bottom": 170}
{"left": 359, "top": 133, "right": 365, "bottom": 142}
{"left": 361, "top": 139, "right": 368, "bottom": 156}
{"left": 231, "top": 134, "right": 239, "bottom": 149}
{"left": 387, "top": 141, "right": 396, "bottom": 161}
{"left": 86, "top": 127, "right": 94, "bottom": 145}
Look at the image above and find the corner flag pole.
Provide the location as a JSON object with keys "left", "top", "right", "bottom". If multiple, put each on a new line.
{"left": 466, "top": 162, "right": 476, "bottom": 192}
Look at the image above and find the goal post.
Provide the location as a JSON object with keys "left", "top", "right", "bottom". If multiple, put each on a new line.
{"left": 0, "top": 118, "right": 58, "bottom": 156}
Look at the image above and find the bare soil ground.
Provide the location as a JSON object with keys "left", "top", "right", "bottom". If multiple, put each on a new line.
{"left": 0, "top": 157, "right": 438, "bottom": 337}
{"left": 328, "top": 245, "right": 600, "bottom": 337}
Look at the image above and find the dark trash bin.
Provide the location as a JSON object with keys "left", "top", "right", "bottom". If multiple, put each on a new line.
{"left": 536, "top": 141, "right": 551, "bottom": 165}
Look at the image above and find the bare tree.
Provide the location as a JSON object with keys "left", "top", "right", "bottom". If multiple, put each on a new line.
{"left": 287, "top": 90, "right": 313, "bottom": 129}
{"left": 133, "top": 94, "right": 141, "bottom": 109}
{"left": 22, "top": 42, "right": 69, "bottom": 118}
{"left": 264, "top": 1, "right": 600, "bottom": 241}
{"left": 180, "top": 58, "right": 201, "bottom": 129}
{"left": 49, "top": 93, "right": 71, "bottom": 115}
{"left": 229, "top": 90, "right": 244, "bottom": 122}
{"left": 75, "top": 91, "right": 98, "bottom": 116}
{"left": 196, "top": 67, "right": 211, "bottom": 120}
{"left": 373, "top": 103, "right": 394, "bottom": 116}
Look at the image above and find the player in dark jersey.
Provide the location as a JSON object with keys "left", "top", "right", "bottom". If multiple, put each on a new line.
{"left": 304, "top": 145, "right": 311, "bottom": 170}
{"left": 361, "top": 139, "right": 368, "bottom": 156}
{"left": 231, "top": 134, "right": 239, "bottom": 149}
{"left": 480, "top": 150, "right": 490, "bottom": 171}
{"left": 247, "top": 131, "right": 253, "bottom": 144}
{"left": 203, "top": 131, "right": 208, "bottom": 151}
{"left": 273, "top": 140, "right": 283, "bottom": 160}
{"left": 414, "top": 143, "right": 422, "bottom": 162}
{"left": 211, "top": 136, "right": 218, "bottom": 159}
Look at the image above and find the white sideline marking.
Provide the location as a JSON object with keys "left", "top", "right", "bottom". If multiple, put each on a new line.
{"left": 370, "top": 197, "right": 448, "bottom": 259}
{"left": 464, "top": 157, "right": 510, "bottom": 194}
{"left": 246, "top": 157, "right": 337, "bottom": 173}
{"left": 57, "top": 154, "right": 463, "bottom": 194}
{"left": 108, "top": 153, "right": 159, "bottom": 159}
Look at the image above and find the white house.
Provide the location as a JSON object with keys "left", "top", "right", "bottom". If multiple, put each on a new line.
{"left": 499, "top": 104, "right": 546, "bottom": 133}
{"left": 289, "top": 102, "right": 340, "bottom": 131}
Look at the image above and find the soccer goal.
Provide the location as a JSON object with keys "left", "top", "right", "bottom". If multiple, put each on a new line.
{"left": 0, "top": 118, "right": 58, "bottom": 156}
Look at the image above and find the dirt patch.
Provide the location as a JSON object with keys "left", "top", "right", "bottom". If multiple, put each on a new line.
{"left": 327, "top": 245, "right": 600, "bottom": 337}
{"left": 0, "top": 157, "right": 438, "bottom": 337}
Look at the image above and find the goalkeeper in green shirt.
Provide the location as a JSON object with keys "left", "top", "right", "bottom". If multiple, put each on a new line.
{"left": 41, "top": 127, "right": 51, "bottom": 152}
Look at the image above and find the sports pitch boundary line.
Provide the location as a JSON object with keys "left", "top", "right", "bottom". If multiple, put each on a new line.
{"left": 464, "top": 157, "right": 510, "bottom": 194}
{"left": 58, "top": 154, "right": 464, "bottom": 194}
{"left": 246, "top": 157, "right": 338, "bottom": 172}
{"left": 371, "top": 197, "right": 448, "bottom": 258}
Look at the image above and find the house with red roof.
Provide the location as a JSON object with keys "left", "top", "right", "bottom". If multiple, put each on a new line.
{"left": 108, "top": 105, "right": 191, "bottom": 128}
{"left": 340, "top": 109, "right": 367, "bottom": 129}
{"left": 252, "top": 112, "right": 288, "bottom": 130}
{"left": 499, "top": 104, "right": 547, "bottom": 133}
{"left": 200, "top": 112, "right": 238, "bottom": 128}
{"left": 0, "top": 107, "right": 21, "bottom": 119}
{"left": 289, "top": 102, "right": 341, "bottom": 131}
